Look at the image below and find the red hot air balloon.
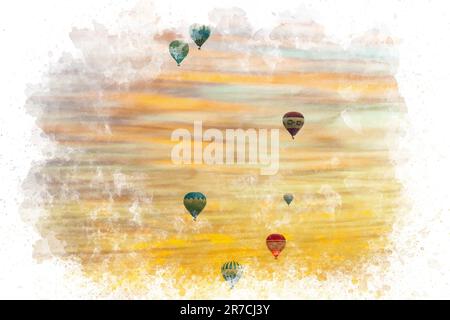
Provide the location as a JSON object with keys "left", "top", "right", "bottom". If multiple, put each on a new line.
{"left": 266, "top": 234, "right": 286, "bottom": 259}
{"left": 282, "top": 112, "right": 304, "bottom": 139}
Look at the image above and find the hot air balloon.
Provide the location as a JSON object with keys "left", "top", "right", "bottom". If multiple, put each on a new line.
{"left": 266, "top": 234, "right": 286, "bottom": 259}
{"left": 221, "top": 261, "right": 243, "bottom": 289}
{"left": 183, "top": 192, "right": 206, "bottom": 221}
{"left": 282, "top": 112, "right": 304, "bottom": 139}
{"left": 283, "top": 193, "right": 293, "bottom": 206}
{"left": 169, "top": 40, "right": 189, "bottom": 66}
{"left": 190, "top": 24, "right": 211, "bottom": 50}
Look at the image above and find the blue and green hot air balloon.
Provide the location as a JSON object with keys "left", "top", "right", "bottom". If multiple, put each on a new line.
{"left": 283, "top": 193, "right": 294, "bottom": 206}
{"left": 183, "top": 192, "right": 206, "bottom": 221}
{"left": 169, "top": 40, "right": 189, "bottom": 66}
{"left": 189, "top": 24, "right": 211, "bottom": 50}
{"left": 221, "top": 261, "right": 243, "bottom": 289}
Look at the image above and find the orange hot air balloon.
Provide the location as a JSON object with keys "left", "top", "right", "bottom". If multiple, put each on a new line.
{"left": 266, "top": 234, "right": 286, "bottom": 259}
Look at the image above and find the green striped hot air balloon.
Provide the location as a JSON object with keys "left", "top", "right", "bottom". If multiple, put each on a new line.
{"left": 221, "top": 261, "right": 243, "bottom": 289}
{"left": 183, "top": 192, "right": 207, "bottom": 221}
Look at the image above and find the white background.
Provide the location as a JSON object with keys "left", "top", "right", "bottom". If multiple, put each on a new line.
{"left": 0, "top": 0, "right": 449, "bottom": 298}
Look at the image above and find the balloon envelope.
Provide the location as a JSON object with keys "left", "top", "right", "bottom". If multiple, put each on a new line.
{"left": 266, "top": 234, "right": 286, "bottom": 259}
{"left": 183, "top": 192, "right": 206, "bottom": 220}
{"left": 169, "top": 40, "right": 189, "bottom": 66}
{"left": 190, "top": 24, "right": 211, "bottom": 49}
{"left": 221, "top": 261, "right": 243, "bottom": 289}
{"left": 283, "top": 112, "right": 304, "bottom": 139}
{"left": 283, "top": 193, "right": 294, "bottom": 205}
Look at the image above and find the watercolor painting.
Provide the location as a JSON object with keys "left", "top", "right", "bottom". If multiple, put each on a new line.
{"left": 2, "top": 0, "right": 448, "bottom": 300}
{"left": 21, "top": 2, "right": 406, "bottom": 298}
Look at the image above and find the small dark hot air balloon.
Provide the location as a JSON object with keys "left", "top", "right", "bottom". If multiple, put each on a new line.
{"left": 169, "top": 40, "right": 189, "bottom": 66}
{"left": 190, "top": 24, "right": 211, "bottom": 50}
{"left": 221, "top": 261, "right": 243, "bottom": 289}
{"left": 266, "top": 234, "right": 286, "bottom": 259}
{"left": 283, "top": 193, "right": 294, "bottom": 206}
{"left": 283, "top": 112, "right": 304, "bottom": 139}
{"left": 183, "top": 192, "right": 206, "bottom": 221}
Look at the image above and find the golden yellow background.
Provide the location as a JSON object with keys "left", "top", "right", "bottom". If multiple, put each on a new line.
{"left": 27, "top": 20, "right": 405, "bottom": 297}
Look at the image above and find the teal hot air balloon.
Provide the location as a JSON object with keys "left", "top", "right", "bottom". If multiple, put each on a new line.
{"left": 169, "top": 40, "right": 189, "bottom": 66}
{"left": 183, "top": 192, "right": 206, "bottom": 221}
{"left": 189, "top": 24, "right": 211, "bottom": 50}
{"left": 221, "top": 261, "right": 243, "bottom": 289}
{"left": 283, "top": 193, "right": 294, "bottom": 206}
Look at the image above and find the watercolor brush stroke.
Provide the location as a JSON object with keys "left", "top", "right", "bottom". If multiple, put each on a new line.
{"left": 21, "top": 2, "right": 407, "bottom": 298}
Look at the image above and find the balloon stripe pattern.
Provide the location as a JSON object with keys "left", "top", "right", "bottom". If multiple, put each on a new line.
{"left": 266, "top": 234, "right": 286, "bottom": 259}
{"left": 183, "top": 192, "right": 206, "bottom": 221}
{"left": 283, "top": 111, "right": 304, "bottom": 139}
{"left": 221, "top": 261, "right": 243, "bottom": 289}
